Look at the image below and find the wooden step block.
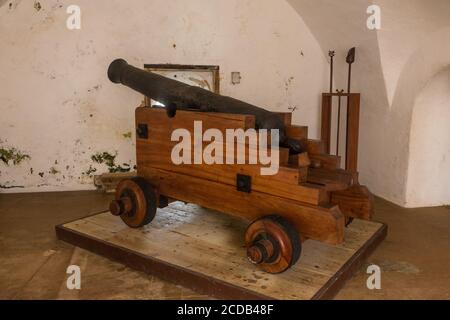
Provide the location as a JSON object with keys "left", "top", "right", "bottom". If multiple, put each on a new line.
{"left": 140, "top": 167, "right": 345, "bottom": 245}
{"left": 300, "top": 182, "right": 330, "bottom": 203}
{"left": 305, "top": 139, "right": 326, "bottom": 155}
{"left": 331, "top": 185, "right": 374, "bottom": 220}
{"left": 307, "top": 168, "right": 357, "bottom": 191}
{"left": 280, "top": 147, "right": 290, "bottom": 166}
{"left": 140, "top": 136, "right": 302, "bottom": 182}
{"left": 136, "top": 107, "right": 256, "bottom": 135}
{"left": 138, "top": 136, "right": 326, "bottom": 204}
{"left": 136, "top": 107, "right": 330, "bottom": 205}
{"left": 309, "top": 154, "right": 341, "bottom": 170}
{"left": 285, "top": 125, "right": 308, "bottom": 141}
{"left": 307, "top": 178, "right": 348, "bottom": 192}
{"left": 298, "top": 166, "right": 308, "bottom": 183}
{"left": 274, "top": 112, "right": 292, "bottom": 126}
{"left": 143, "top": 162, "right": 324, "bottom": 205}
{"left": 289, "top": 152, "right": 311, "bottom": 168}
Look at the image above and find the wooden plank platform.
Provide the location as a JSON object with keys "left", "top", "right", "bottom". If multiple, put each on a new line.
{"left": 55, "top": 202, "right": 387, "bottom": 300}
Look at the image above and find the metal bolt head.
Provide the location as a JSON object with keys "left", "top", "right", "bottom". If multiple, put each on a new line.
{"left": 247, "top": 246, "right": 264, "bottom": 265}
{"left": 109, "top": 200, "right": 123, "bottom": 216}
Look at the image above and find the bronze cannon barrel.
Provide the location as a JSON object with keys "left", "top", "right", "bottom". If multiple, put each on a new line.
{"left": 107, "top": 59, "right": 302, "bottom": 153}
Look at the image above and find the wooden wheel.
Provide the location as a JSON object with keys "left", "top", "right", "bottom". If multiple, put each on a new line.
{"left": 109, "top": 177, "right": 157, "bottom": 228}
{"left": 245, "top": 215, "right": 301, "bottom": 274}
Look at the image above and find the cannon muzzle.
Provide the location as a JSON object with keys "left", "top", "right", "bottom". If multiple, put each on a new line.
{"left": 108, "top": 58, "right": 128, "bottom": 84}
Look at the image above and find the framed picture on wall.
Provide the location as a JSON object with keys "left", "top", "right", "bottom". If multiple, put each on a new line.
{"left": 143, "top": 64, "right": 220, "bottom": 107}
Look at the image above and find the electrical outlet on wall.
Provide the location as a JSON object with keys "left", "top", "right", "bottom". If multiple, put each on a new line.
{"left": 231, "top": 72, "right": 241, "bottom": 85}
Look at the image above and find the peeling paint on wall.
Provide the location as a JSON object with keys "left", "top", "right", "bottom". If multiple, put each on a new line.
{"left": 122, "top": 132, "right": 132, "bottom": 139}
{"left": 33, "top": 1, "right": 41, "bottom": 12}
{"left": 48, "top": 166, "right": 59, "bottom": 175}
{"left": 0, "top": 183, "right": 25, "bottom": 189}
{"left": 83, "top": 165, "right": 97, "bottom": 176}
{"left": 0, "top": 143, "right": 30, "bottom": 189}
{"left": 91, "top": 152, "right": 132, "bottom": 173}
{"left": 0, "top": 0, "right": 327, "bottom": 193}
{"left": 284, "top": 76, "right": 295, "bottom": 92}
{"left": 0, "top": 146, "right": 31, "bottom": 165}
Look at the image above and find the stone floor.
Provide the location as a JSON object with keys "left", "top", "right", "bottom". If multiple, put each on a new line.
{"left": 0, "top": 190, "right": 449, "bottom": 300}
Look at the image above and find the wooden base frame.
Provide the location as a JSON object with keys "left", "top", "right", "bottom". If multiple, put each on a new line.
{"left": 56, "top": 203, "right": 387, "bottom": 300}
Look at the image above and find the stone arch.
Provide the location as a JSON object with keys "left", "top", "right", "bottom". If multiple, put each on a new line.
{"left": 405, "top": 67, "right": 450, "bottom": 207}
{"left": 386, "top": 27, "right": 450, "bottom": 205}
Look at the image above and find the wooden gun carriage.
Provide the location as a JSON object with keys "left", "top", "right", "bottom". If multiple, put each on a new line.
{"left": 107, "top": 60, "right": 374, "bottom": 274}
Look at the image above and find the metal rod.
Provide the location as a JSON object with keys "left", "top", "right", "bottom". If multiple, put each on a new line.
{"left": 336, "top": 90, "right": 344, "bottom": 156}
{"left": 346, "top": 47, "right": 355, "bottom": 94}
{"left": 347, "top": 63, "right": 352, "bottom": 94}
{"left": 345, "top": 48, "right": 356, "bottom": 167}
{"left": 328, "top": 50, "right": 335, "bottom": 93}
